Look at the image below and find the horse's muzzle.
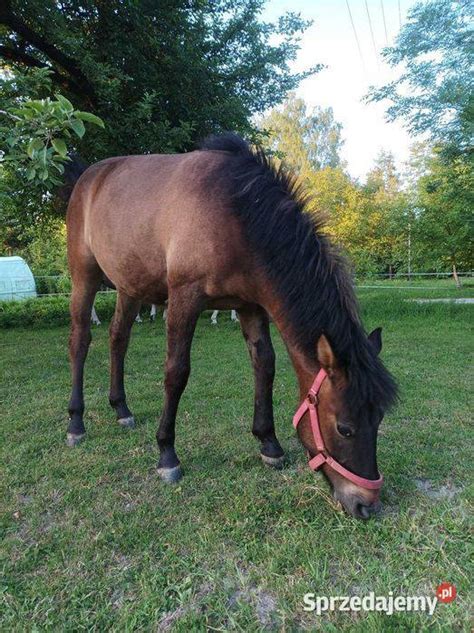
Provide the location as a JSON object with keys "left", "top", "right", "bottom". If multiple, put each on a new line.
{"left": 334, "top": 487, "right": 382, "bottom": 519}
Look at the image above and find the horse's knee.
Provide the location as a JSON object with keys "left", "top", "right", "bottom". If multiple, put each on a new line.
{"left": 165, "top": 358, "right": 190, "bottom": 392}
{"left": 69, "top": 327, "right": 91, "bottom": 360}
{"left": 109, "top": 320, "right": 128, "bottom": 347}
{"left": 251, "top": 339, "right": 275, "bottom": 377}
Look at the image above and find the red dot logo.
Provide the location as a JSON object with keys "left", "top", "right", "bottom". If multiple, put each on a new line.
{"left": 436, "top": 583, "right": 457, "bottom": 603}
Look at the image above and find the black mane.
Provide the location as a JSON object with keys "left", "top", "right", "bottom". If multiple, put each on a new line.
{"left": 200, "top": 133, "right": 398, "bottom": 413}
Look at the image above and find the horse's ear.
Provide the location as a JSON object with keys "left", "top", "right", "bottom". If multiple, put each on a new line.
{"left": 368, "top": 327, "right": 382, "bottom": 355}
{"left": 317, "top": 334, "right": 338, "bottom": 373}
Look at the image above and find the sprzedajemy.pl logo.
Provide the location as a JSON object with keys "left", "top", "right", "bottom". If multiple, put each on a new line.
{"left": 303, "top": 583, "right": 456, "bottom": 616}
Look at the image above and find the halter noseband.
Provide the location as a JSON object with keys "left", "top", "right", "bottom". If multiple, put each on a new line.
{"left": 292, "top": 369, "right": 383, "bottom": 491}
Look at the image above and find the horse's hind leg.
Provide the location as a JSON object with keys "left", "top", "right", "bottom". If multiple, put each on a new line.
{"left": 156, "top": 285, "right": 203, "bottom": 482}
{"left": 238, "top": 306, "right": 285, "bottom": 468}
{"left": 67, "top": 264, "right": 102, "bottom": 446}
{"left": 109, "top": 292, "right": 141, "bottom": 427}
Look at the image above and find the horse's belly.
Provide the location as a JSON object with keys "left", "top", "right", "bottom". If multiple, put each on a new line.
{"left": 89, "top": 226, "right": 168, "bottom": 302}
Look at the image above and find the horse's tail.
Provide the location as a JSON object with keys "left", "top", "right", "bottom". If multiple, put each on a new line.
{"left": 57, "top": 153, "right": 89, "bottom": 204}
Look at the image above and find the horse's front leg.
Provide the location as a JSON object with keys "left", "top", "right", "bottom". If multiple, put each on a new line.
{"left": 238, "top": 306, "right": 285, "bottom": 468}
{"left": 156, "top": 285, "right": 203, "bottom": 482}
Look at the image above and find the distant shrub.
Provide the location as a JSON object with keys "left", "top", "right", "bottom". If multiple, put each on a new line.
{"left": 0, "top": 292, "right": 116, "bottom": 328}
{"left": 34, "top": 274, "right": 72, "bottom": 295}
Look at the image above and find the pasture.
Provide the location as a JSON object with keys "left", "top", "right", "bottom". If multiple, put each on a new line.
{"left": 1, "top": 284, "right": 472, "bottom": 631}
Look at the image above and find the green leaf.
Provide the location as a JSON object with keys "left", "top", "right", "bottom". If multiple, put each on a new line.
{"left": 26, "top": 166, "right": 36, "bottom": 181}
{"left": 52, "top": 161, "right": 65, "bottom": 174}
{"left": 39, "top": 168, "right": 49, "bottom": 181}
{"left": 40, "top": 146, "right": 48, "bottom": 167}
{"left": 55, "top": 94, "right": 74, "bottom": 112}
{"left": 70, "top": 119, "right": 86, "bottom": 138}
{"left": 27, "top": 100, "right": 46, "bottom": 113}
{"left": 27, "top": 138, "right": 44, "bottom": 159}
{"left": 74, "top": 111, "right": 105, "bottom": 128}
{"left": 51, "top": 138, "right": 68, "bottom": 157}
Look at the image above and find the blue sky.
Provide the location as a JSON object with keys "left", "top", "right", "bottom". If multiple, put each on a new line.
{"left": 261, "top": 0, "right": 420, "bottom": 180}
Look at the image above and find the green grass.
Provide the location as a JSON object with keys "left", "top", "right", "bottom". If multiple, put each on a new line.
{"left": 1, "top": 287, "right": 472, "bottom": 631}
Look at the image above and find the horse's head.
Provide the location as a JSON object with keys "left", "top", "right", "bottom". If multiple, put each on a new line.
{"left": 295, "top": 327, "right": 396, "bottom": 519}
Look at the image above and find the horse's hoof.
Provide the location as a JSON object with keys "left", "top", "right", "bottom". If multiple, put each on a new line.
{"left": 157, "top": 465, "right": 183, "bottom": 483}
{"left": 66, "top": 432, "right": 85, "bottom": 447}
{"left": 117, "top": 416, "right": 135, "bottom": 428}
{"left": 260, "top": 453, "right": 285, "bottom": 469}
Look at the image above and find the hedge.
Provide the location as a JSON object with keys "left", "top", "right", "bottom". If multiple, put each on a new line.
{"left": 34, "top": 275, "right": 72, "bottom": 296}
{"left": 0, "top": 293, "right": 117, "bottom": 328}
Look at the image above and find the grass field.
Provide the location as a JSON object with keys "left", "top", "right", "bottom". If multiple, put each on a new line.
{"left": 1, "top": 285, "right": 472, "bottom": 631}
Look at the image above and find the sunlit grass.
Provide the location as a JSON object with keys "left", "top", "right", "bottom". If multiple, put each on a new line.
{"left": 0, "top": 288, "right": 471, "bottom": 630}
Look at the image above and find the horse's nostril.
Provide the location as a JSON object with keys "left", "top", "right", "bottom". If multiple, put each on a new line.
{"left": 357, "top": 504, "right": 371, "bottom": 519}
{"left": 356, "top": 502, "right": 380, "bottom": 519}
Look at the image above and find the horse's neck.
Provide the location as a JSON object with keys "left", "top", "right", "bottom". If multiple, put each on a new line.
{"left": 285, "top": 341, "right": 320, "bottom": 400}
{"left": 260, "top": 292, "right": 319, "bottom": 398}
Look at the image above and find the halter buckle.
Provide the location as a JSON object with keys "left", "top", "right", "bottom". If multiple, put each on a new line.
{"left": 307, "top": 392, "right": 319, "bottom": 406}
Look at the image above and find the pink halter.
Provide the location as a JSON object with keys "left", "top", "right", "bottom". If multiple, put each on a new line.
{"left": 293, "top": 369, "right": 383, "bottom": 490}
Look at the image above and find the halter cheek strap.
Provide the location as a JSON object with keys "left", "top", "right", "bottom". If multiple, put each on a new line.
{"left": 292, "top": 369, "right": 383, "bottom": 491}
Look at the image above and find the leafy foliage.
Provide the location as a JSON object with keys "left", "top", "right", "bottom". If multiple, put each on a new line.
{"left": 0, "top": 0, "right": 315, "bottom": 160}
{"left": 0, "top": 69, "right": 104, "bottom": 188}
{"left": 0, "top": 292, "right": 116, "bottom": 328}
{"left": 0, "top": 1, "right": 315, "bottom": 262}
{"left": 367, "top": 0, "right": 473, "bottom": 156}
{"left": 306, "top": 155, "right": 410, "bottom": 275}
{"left": 413, "top": 150, "right": 473, "bottom": 271}
{"left": 259, "top": 93, "right": 343, "bottom": 174}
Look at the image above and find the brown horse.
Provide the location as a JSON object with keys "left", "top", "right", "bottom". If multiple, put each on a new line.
{"left": 66, "top": 133, "right": 397, "bottom": 519}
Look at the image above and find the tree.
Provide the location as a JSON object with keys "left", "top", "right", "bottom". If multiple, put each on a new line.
{"left": 259, "top": 93, "right": 343, "bottom": 175}
{"left": 305, "top": 154, "right": 410, "bottom": 276}
{"left": 413, "top": 150, "right": 473, "bottom": 281}
{"left": 0, "top": 0, "right": 315, "bottom": 162}
{"left": 361, "top": 155, "right": 410, "bottom": 276}
{"left": 364, "top": 150, "right": 399, "bottom": 195}
{"left": 367, "top": 0, "right": 473, "bottom": 157}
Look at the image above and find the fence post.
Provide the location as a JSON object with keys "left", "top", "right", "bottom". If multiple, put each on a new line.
{"left": 452, "top": 264, "right": 461, "bottom": 288}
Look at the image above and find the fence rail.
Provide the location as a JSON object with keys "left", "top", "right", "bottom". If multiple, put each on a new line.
{"left": 1, "top": 271, "right": 472, "bottom": 299}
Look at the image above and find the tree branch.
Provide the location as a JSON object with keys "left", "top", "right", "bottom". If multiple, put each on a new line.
{"left": 0, "top": 44, "right": 46, "bottom": 69}
{"left": 0, "top": 45, "right": 86, "bottom": 97}
{"left": 0, "top": 3, "right": 96, "bottom": 102}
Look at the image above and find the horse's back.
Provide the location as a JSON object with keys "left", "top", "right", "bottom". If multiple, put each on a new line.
{"left": 67, "top": 151, "right": 253, "bottom": 303}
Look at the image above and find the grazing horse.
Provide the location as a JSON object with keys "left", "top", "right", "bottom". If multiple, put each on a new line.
{"left": 66, "top": 134, "right": 397, "bottom": 519}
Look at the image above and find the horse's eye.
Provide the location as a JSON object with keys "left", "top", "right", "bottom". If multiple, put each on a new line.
{"left": 337, "top": 424, "right": 354, "bottom": 438}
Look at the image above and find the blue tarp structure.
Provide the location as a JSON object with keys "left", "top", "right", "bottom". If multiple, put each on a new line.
{"left": 0, "top": 256, "right": 37, "bottom": 301}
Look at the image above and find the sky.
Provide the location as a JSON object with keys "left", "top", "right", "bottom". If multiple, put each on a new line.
{"left": 262, "top": 0, "right": 420, "bottom": 181}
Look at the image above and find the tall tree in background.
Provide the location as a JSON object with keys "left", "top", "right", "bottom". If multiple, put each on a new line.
{"left": 306, "top": 154, "right": 410, "bottom": 276}
{"left": 361, "top": 153, "right": 410, "bottom": 275}
{"left": 259, "top": 93, "right": 343, "bottom": 174}
{"left": 367, "top": 0, "right": 473, "bottom": 157}
{"left": 366, "top": 0, "right": 473, "bottom": 279}
{"left": 364, "top": 150, "right": 399, "bottom": 195}
{"left": 413, "top": 150, "right": 473, "bottom": 280}
{"left": 0, "top": 0, "right": 315, "bottom": 161}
